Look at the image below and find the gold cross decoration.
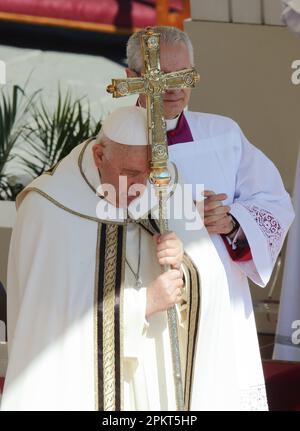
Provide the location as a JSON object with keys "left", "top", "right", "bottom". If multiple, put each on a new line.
{"left": 107, "top": 28, "right": 199, "bottom": 185}
{"left": 106, "top": 27, "right": 200, "bottom": 411}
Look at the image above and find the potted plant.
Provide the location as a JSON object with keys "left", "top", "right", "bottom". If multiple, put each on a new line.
{"left": 0, "top": 85, "right": 102, "bottom": 221}
{"left": 0, "top": 84, "right": 38, "bottom": 227}
{"left": 0, "top": 84, "right": 102, "bottom": 292}
{"left": 20, "top": 88, "right": 102, "bottom": 178}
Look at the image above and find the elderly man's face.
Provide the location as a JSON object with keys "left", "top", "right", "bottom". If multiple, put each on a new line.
{"left": 93, "top": 142, "right": 149, "bottom": 208}
{"left": 127, "top": 42, "right": 192, "bottom": 119}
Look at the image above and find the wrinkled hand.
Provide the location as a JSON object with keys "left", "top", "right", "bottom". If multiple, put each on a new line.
{"left": 146, "top": 269, "right": 184, "bottom": 318}
{"left": 155, "top": 231, "right": 184, "bottom": 270}
{"left": 202, "top": 190, "right": 234, "bottom": 235}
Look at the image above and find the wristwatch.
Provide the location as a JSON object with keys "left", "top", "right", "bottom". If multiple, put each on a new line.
{"left": 226, "top": 214, "right": 240, "bottom": 236}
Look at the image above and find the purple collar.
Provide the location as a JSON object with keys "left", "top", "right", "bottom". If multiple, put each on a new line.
{"left": 167, "top": 112, "right": 193, "bottom": 146}
{"left": 135, "top": 100, "right": 193, "bottom": 146}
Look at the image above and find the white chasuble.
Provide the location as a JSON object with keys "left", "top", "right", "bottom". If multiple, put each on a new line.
{"left": 0, "top": 139, "right": 209, "bottom": 411}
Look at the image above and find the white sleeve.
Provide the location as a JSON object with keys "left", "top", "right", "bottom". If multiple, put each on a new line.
{"left": 229, "top": 127, "right": 295, "bottom": 286}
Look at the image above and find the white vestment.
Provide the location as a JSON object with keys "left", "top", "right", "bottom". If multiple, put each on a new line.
{"left": 167, "top": 111, "right": 294, "bottom": 409}
{"left": 1, "top": 112, "right": 292, "bottom": 410}
{"left": 168, "top": 111, "right": 294, "bottom": 285}
{"left": 0, "top": 139, "right": 251, "bottom": 411}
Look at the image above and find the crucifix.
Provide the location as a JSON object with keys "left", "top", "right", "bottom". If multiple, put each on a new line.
{"left": 107, "top": 27, "right": 200, "bottom": 411}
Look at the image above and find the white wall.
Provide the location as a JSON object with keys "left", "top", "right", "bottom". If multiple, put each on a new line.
{"left": 190, "top": 0, "right": 285, "bottom": 25}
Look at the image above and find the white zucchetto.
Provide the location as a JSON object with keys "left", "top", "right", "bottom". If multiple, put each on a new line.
{"left": 102, "top": 106, "right": 148, "bottom": 146}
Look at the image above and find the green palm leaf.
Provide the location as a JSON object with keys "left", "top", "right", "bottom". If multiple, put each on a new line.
{"left": 0, "top": 85, "right": 39, "bottom": 200}
{"left": 21, "top": 88, "right": 102, "bottom": 178}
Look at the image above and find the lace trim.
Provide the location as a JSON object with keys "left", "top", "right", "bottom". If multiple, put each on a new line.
{"left": 240, "top": 384, "right": 269, "bottom": 411}
{"left": 242, "top": 205, "right": 283, "bottom": 261}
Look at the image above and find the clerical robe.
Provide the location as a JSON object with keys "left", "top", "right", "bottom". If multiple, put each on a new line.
{"left": 165, "top": 110, "right": 294, "bottom": 408}
{"left": 167, "top": 111, "right": 294, "bottom": 275}
{"left": 1, "top": 138, "right": 239, "bottom": 411}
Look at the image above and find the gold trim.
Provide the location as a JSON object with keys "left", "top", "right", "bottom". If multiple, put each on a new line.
{"left": 23, "top": 187, "right": 127, "bottom": 225}
{"left": 119, "top": 225, "right": 127, "bottom": 411}
{"left": 94, "top": 223, "right": 102, "bottom": 410}
{"left": 43, "top": 158, "right": 64, "bottom": 176}
{"left": 138, "top": 217, "right": 159, "bottom": 236}
{"left": 182, "top": 253, "right": 201, "bottom": 411}
{"left": 93, "top": 222, "right": 126, "bottom": 411}
{"left": 0, "top": 11, "right": 141, "bottom": 35}
{"left": 103, "top": 224, "right": 118, "bottom": 410}
{"left": 78, "top": 137, "right": 99, "bottom": 195}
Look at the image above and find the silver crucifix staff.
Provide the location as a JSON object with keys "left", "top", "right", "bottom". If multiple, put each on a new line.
{"left": 107, "top": 27, "right": 200, "bottom": 411}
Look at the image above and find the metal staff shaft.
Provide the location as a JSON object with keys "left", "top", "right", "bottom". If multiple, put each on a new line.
{"left": 158, "top": 188, "right": 185, "bottom": 411}
{"left": 146, "top": 85, "right": 184, "bottom": 410}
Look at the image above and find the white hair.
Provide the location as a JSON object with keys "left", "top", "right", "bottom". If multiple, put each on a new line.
{"left": 95, "top": 130, "right": 122, "bottom": 160}
{"left": 126, "top": 26, "right": 194, "bottom": 72}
